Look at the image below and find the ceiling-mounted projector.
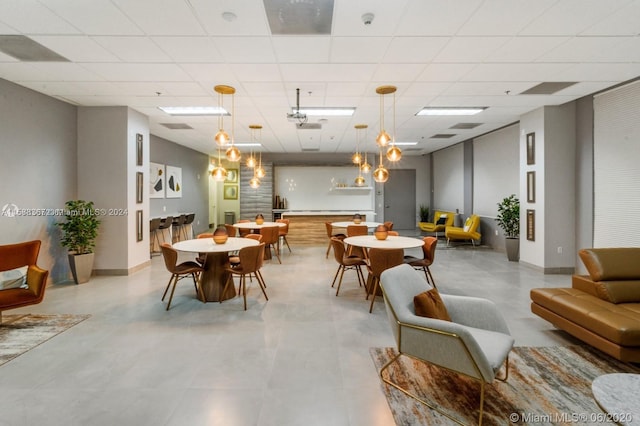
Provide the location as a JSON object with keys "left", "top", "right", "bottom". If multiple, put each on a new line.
{"left": 287, "top": 88, "right": 307, "bottom": 124}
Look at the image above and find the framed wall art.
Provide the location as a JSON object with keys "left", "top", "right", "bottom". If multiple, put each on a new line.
{"left": 136, "top": 210, "right": 143, "bottom": 242}
{"left": 165, "top": 165, "right": 182, "bottom": 199}
{"left": 526, "top": 209, "right": 535, "bottom": 241}
{"left": 149, "top": 162, "right": 165, "bottom": 198}
{"left": 223, "top": 185, "right": 238, "bottom": 200}
{"left": 136, "top": 133, "right": 143, "bottom": 166}
{"left": 136, "top": 172, "right": 143, "bottom": 204}
{"left": 225, "top": 168, "right": 238, "bottom": 183}
{"left": 527, "top": 171, "right": 535, "bottom": 203}
{"left": 526, "top": 132, "right": 535, "bottom": 165}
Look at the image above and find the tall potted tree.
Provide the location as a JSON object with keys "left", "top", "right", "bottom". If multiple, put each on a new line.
{"left": 58, "top": 200, "right": 101, "bottom": 284}
{"left": 495, "top": 194, "right": 520, "bottom": 261}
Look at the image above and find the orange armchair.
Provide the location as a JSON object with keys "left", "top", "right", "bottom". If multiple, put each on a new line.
{"left": 445, "top": 214, "right": 481, "bottom": 246}
{"left": 0, "top": 240, "right": 49, "bottom": 323}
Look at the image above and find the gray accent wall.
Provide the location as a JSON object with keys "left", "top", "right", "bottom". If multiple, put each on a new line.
{"left": 0, "top": 78, "right": 77, "bottom": 284}
{"left": 149, "top": 135, "right": 210, "bottom": 236}
{"left": 575, "top": 96, "right": 594, "bottom": 274}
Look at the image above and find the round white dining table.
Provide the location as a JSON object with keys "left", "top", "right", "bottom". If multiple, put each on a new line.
{"left": 233, "top": 221, "right": 285, "bottom": 229}
{"left": 331, "top": 221, "right": 381, "bottom": 230}
{"left": 173, "top": 237, "right": 259, "bottom": 302}
{"left": 343, "top": 235, "right": 424, "bottom": 250}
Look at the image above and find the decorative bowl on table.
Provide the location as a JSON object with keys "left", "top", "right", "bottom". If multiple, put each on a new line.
{"left": 213, "top": 227, "right": 228, "bottom": 244}
{"left": 353, "top": 213, "right": 362, "bottom": 224}
{"left": 255, "top": 214, "right": 264, "bottom": 225}
{"left": 374, "top": 224, "right": 388, "bottom": 240}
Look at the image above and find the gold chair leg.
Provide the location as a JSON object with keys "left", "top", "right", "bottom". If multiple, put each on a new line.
{"left": 379, "top": 352, "right": 486, "bottom": 425}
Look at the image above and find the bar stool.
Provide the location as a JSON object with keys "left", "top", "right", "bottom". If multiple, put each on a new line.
{"left": 149, "top": 217, "right": 162, "bottom": 257}
{"left": 172, "top": 214, "right": 186, "bottom": 243}
{"left": 182, "top": 213, "right": 195, "bottom": 240}
{"left": 157, "top": 216, "right": 173, "bottom": 245}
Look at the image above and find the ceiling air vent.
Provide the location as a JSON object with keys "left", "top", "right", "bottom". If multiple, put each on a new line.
{"left": 0, "top": 35, "right": 69, "bottom": 62}
{"left": 431, "top": 134, "right": 456, "bottom": 139}
{"left": 263, "top": 0, "right": 334, "bottom": 35}
{"left": 450, "top": 123, "right": 482, "bottom": 130}
{"left": 297, "top": 122, "right": 322, "bottom": 130}
{"left": 160, "top": 123, "right": 193, "bottom": 130}
{"left": 520, "top": 82, "right": 577, "bottom": 95}
{"left": 302, "top": 148, "right": 320, "bottom": 152}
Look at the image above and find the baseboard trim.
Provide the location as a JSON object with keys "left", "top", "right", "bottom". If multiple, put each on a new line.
{"left": 93, "top": 260, "right": 151, "bottom": 276}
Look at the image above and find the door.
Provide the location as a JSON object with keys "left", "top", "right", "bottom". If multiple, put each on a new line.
{"left": 383, "top": 169, "right": 416, "bottom": 230}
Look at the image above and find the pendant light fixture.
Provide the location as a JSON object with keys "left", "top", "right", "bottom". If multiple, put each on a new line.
{"left": 373, "top": 148, "right": 389, "bottom": 183}
{"left": 360, "top": 124, "right": 372, "bottom": 174}
{"left": 245, "top": 124, "right": 259, "bottom": 169}
{"left": 354, "top": 124, "right": 367, "bottom": 186}
{"left": 214, "top": 85, "right": 234, "bottom": 147}
{"left": 254, "top": 124, "right": 266, "bottom": 180}
{"left": 211, "top": 150, "right": 227, "bottom": 182}
{"left": 248, "top": 124, "right": 262, "bottom": 189}
{"left": 376, "top": 85, "right": 396, "bottom": 147}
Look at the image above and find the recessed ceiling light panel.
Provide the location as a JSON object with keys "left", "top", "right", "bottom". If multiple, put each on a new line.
{"left": 158, "top": 106, "right": 229, "bottom": 116}
{"left": 416, "top": 107, "right": 487, "bottom": 116}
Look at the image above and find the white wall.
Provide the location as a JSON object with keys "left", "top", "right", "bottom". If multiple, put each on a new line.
{"left": 433, "top": 144, "right": 464, "bottom": 213}
{"left": 0, "top": 78, "right": 77, "bottom": 283}
{"left": 473, "top": 125, "right": 520, "bottom": 217}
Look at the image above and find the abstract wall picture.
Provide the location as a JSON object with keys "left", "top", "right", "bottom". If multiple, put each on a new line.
{"left": 526, "top": 132, "right": 535, "bottom": 165}
{"left": 150, "top": 162, "right": 165, "bottom": 198}
{"left": 166, "top": 165, "right": 182, "bottom": 198}
{"left": 224, "top": 185, "right": 238, "bottom": 200}
{"left": 136, "top": 172, "right": 143, "bottom": 204}
{"left": 527, "top": 209, "right": 535, "bottom": 241}
{"left": 136, "top": 210, "right": 143, "bottom": 242}
{"left": 225, "top": 168, "right": 238, "bottom": 183}
{"left": 136, "top": 133, "right": 143, "bottom": 166}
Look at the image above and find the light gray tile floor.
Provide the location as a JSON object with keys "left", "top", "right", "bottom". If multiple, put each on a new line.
{"left": 0, "top": 242, "right": 578, "bottom": 425}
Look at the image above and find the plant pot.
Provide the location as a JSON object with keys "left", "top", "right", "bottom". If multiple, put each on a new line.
{"left": 68, "top": 252, "right": 95, "bottom": 284}
{"left": 505, "top": 238, "right": 520, "bottom": 262}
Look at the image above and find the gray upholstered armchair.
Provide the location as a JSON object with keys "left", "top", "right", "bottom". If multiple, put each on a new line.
{"left": 379, "top": 264, "right": 514, "bottom": 425}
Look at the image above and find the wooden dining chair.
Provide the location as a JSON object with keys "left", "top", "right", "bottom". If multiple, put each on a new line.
{"left": 224, "top": 223, "right": 237, "bottom": 237}
{"left": 260, "top": 226, "right": 281, "bottom": 263}
{"left": 325, "top": 222, "right": 346, "bottom": 258}
{"left": 330, "top": 237, "right": 366, "bottom": 296}
{"left": 276, "top": 218, "right": 292, "bottom": 253}
{"left": 367, "top": 248, "right": 404, "bottom": 313}
{"left": 383, "top": 221, "right": 394, "bottom": 231}
{"left": 160, "top": 243, "right": 204, "bottom": 310}
{"left": 229, "top": 233, "right": 262, "bottom": 267}
{"left": 222, "top": 243, "right": 268, "bottom": 310}
{"left": 404, "top": 236, "right": 438, "bottom": 287}
{"left": 237, "top": 219, "right": 251, "bottom": 237}
{"left": 346, "top": 224, "right": 368, "bottom": 257}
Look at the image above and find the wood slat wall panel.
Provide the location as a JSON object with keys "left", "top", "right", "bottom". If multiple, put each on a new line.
{"left": 239, "top": 162, "right": 273, "bottom": 221}
{"left": 284, "top": 215, "right": 366, "bottom": 245}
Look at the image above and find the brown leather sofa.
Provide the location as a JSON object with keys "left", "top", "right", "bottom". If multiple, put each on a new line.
{"left": 0, "top": 240, "right": 49, "bottom": 323}
{"left": 531, "top": 248, "right": 640, "bottom": 362}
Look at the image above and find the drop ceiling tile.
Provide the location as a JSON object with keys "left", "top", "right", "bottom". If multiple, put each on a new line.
{"left": 213, "top": 37, "right": 276, "bottom": 63}
{"left": 272, "top": 37, "right": 330, "bottom": 63}
{"left": 158, "top": 82, "right": 210, "bottom": 97}
{"left": 231, "top": 64, "right": 282, "bottom": 82}
{"left": 395, "top": 0, "right": 481, "bottom": 36}
{"left": 0, "top": 51, "right": 19, "bottom": 62}
{"left": 241, "top": 83, "right": 287, "bottom": 97}
{"left": 487, "top": 37, "right": 570, "bottom": 63}
{"left": 0, "top": 0, "right": 80, "bottom": 34}
{"left": 463, "top": 63, "right": 573, "bottom": 82}
{"left": 457, "top": 0, "right": 557, "bottom": 36}
{"left": 44, "top": 0, "right": 142, "bottom": 35}
{"left": 31, "top": 36, "right": 119, "bottom": 62}
{"left": 325, "top": 82, "right": 369, "bottom": 97}
{"left": 27, "top": 63, "right": 104, "bottom": 82}
{"left": 111, "top": 0, "right": 206, "bottom": 36}
{"left": 434, "top": 37, "right": 511, "bottom": 63}
{"left": 0, "top": 21, "right": 19, "bottom": 34}
{"left": 92, "top": 37, "right": 173, "bottom": 63}
{"left": 443, "top": 82, "right": 535, "bottom": 97}
{"left": 331, "top": 0, "right": 410, "bottom": 36}
{"left": 539, "top": 37, "right": 630, "bottom": 63}
{"left": 152, "top": 37, "right": 223, "bottom": 63}
{"left": 416, "top": 63, "right": 476, "bottom": 81}
{"left": 330, "top": 37, "right": 390, "bottom": 63}
{"left": 582, "top": 1, "right": 640, "bottom": 36}
{"left": 520, "top": 0, "right": 632, "bottom": 36}
{"left": 589, "top": 37, "right": 640, "bottom": 63}
{"left": 382, "top": 37, "right": 449, "bottom": 63}
{"left": 372, "top": 63, "right": 426, "bottom": 82}
{"left": 403, "top": 82, "right": 451, "bottom": 98}
{"left": 554, "top": 63, "right": 640, "bottom": 82}
{"left": 188, "top": 0, "right": 271, "bottom": 36}
{"left": 82, "top": 63, "right": 191, "bottom": 82}
{"left": 179, "top": 63, "right": 237, "bottom": 82}
{"left": 279, "top": 64, "right": 376, "bottom": 82}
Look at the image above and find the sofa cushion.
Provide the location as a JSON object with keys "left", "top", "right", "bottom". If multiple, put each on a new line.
{"left": 579, "top": 248, "right": 640, "bottom": 281}
{"left": 573, "top": 275, "right": 640, "bottom": 304}
{"left": 414, "top": 289, "right": 451, "bottom": 321}
{"left": 0, "top": 266, "right": 28, "bottom": 290}
{"left": 531, "top": 288, "right": 640, "bottom": 346}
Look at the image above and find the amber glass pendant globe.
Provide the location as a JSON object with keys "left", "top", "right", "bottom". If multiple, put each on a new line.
{"left": 373, "top": 165, "right": 389, "bottom": 183}
{"left": 226, "top": 145, "right": 241, "bottom": 162}
{"left": 360, "top": 161, "right": 372, "bottom": 173}
{"left": 351, "top": 152, "right": 362, "bottom": 164}
{"left": 255, "top": 166, "right": 266, "bottom": 178}
{"left": 354, "top": 175, "right": 366, "bottom": 186}
{"left": 249, "top": 177, "right": 261, "bottom": 189}
{"left": 246, "top": 155, "right": 257, "bottom": 168}
{"left": 386, "top": 145, "right": 402, "bottom": 162}
{"left": 376, "top": 130, "right": 391, "bottom": 147}
{"left": 215, "top": 130, "right": 230, "bottom": 146}
{"left": 211, "top": 166, "right": 227, "bottom": 181}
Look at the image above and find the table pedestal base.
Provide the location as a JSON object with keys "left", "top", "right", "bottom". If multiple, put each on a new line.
{"left": 200, "top": 252, "right": 237, "bottom": 302}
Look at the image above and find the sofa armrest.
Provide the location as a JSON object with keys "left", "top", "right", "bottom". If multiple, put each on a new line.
{"left": 27, "top": 265, "right": 48, "bottom": 298}
{"left": 441, "top": 294, "right": 511, "bottom": 335}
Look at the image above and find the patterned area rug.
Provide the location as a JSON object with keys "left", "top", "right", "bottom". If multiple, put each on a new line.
{"left": 370, "top": 346, "right": 640, "bottom": 425}
{"left": 0, "top": 314, "right": 90, "bottom": 367}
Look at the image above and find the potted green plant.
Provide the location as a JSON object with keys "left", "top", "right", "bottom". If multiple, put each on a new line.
{"left": 57, "top": 200, "right": 101, "bottom": 284}
{"left": 419, "top": 204, "right": 430, "bottom": 223}
{"left": 495, "top": 194, "right": 520, "bottom": 261}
